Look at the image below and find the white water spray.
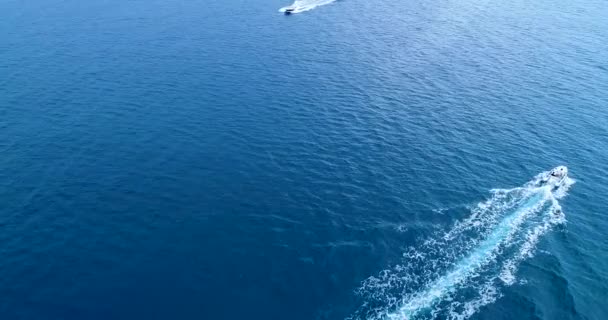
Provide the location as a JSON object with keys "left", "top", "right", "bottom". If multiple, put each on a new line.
{"left": 351, "top": 169, "right": 574, "bottom": 320}
{"left": 279, "top": 0, "right": 337, "bottom": 14}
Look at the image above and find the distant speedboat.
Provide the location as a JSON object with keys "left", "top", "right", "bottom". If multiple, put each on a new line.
{"left": 284, "top": 6, "right": 296, "bottom": 14}
{"left": 539, "top": 166, "right": 568, "bottom": 190}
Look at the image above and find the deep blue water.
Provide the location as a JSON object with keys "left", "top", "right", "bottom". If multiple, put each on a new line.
{"left": 2, "top": 0, "right": 608, "bottom": 319}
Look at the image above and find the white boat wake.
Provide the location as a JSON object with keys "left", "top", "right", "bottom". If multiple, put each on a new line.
{"left": 350, "top": 168, "right": 575, "bottom": 320}
{"left": 279, "top": 0, "right": 337, "bottom": 14}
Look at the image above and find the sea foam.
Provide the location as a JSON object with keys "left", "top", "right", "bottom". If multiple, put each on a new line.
{"left": 350, "top": 170, "right": 574, "bottom": 320}
{"left": 279, "top": 0, "right": 337, "bottom": 14}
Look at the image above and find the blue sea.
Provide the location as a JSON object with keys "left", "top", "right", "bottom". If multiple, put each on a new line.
{"left": 2, "top": 0, "right": 608, "bottom": 319}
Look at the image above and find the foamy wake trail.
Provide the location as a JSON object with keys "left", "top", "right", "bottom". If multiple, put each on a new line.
{"left": 279, "top": 0, "right": 337, "bottom": 13}
{"left": 349, "top": 171, "right": 574, "bottom": 320}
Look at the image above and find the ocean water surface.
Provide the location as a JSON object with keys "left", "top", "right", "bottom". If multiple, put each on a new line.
{"left": 2, "top": 0, "right": 608, "bottom": 319}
